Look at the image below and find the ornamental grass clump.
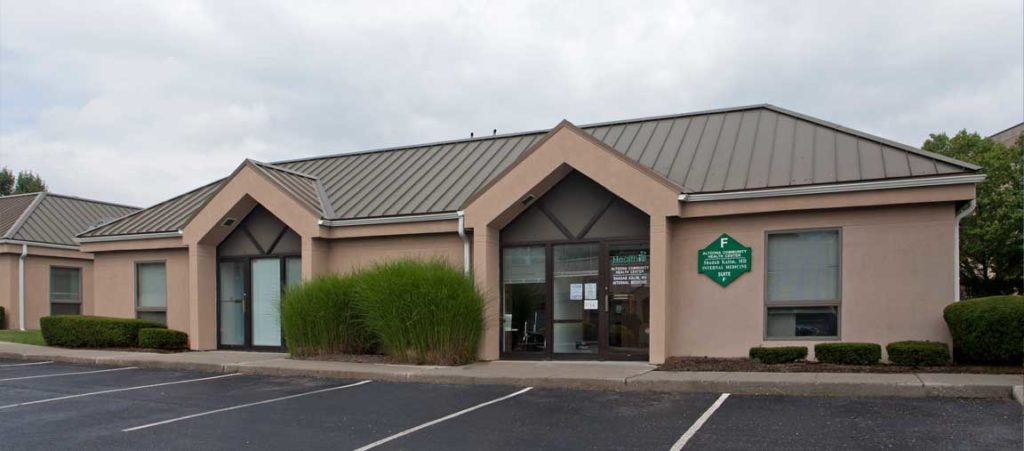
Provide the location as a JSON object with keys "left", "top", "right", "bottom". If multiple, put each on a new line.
{"left": 281, "top": 275, "right": 376, "bottom": 357}
{"left": 355, "top": 259, "right": 485, "bottom": 365}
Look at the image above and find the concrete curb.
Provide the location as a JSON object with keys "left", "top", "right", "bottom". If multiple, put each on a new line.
{"left": 1, "top": 344, "right": 1020, "bottom": 399}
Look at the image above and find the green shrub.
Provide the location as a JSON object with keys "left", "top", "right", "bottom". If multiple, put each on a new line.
{"left": 814, "top": 342, "right": 881, "bottom": 365}
{"left": 886, "top": 341, "right": 950, "bottom": 366}
{"left": 281, "top": 275, "right": 376, "bottom": 357}
{"left": 355, "top": 259, "right": 485, "bottom": 365}
{"left": 0, "top": 306, "right": 5, "bottom": 329}
{"left": 749, "top": 346, "right": 808, "bottom": 364}
{"left": 138, "top": 328, "right": 188, "bottom": 350}
{"left": 943, "top": 295, "right": 1024, "bottom": 365}
{"left": 40, "top": 316, "right": 165, "bottom": 348}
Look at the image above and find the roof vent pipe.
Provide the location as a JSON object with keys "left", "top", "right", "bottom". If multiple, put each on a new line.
{"left": 457, "top": 211, "right": 470, "bottom": 275}
{"left": 953, "top": 199, "right": 977, "bottom": 302}
{"left": 18, "top": 243, "right": 27, "bottom": 331}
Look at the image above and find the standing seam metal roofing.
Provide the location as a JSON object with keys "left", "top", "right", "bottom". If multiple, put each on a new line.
{"left": 1, "top": 193, "right": 139, "bottom": 246}
{"left": 79, "top": 104, "right": 979, "bottom": 238}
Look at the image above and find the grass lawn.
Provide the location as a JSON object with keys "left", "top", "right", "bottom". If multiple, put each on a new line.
{"left": 0, "top": 329, "right": 45, "bottom": 346}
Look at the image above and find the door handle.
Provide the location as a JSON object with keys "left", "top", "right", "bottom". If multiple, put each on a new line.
{"left": 604, "top": 291, "right": 609, "bottom": 312}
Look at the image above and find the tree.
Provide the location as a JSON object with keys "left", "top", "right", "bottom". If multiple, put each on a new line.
{"left": 922, "top": 131, "right": 1023, "bottom": 297}
{"left": 0, "top": 167, "right": 13, "bottom": 196}
{"left": 13, "top": 170, "right": 47, "bottom": 194}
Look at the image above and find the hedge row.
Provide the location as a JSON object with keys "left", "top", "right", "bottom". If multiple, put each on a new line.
{"left": 886, "top": 341, "right": 950, "bottom": 366}
{"left": 40, "top": 316, "right": 188, "bottom": 350}
{"left": 0, "top": 305, "right": 5, "bottom": 329}
{"left": 748, "top": 341, "right": 953, "bottom": 366}
{"left": 749, "top": 346, "right": 807, "bottom": 364}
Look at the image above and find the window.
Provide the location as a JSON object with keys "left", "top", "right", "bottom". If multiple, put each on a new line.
{"left": 501, "top": 246, "right": 547, "bottom": 354}
{"left": 765, "top": 229, "right": 840, "bottom": 338}
{"left": 136, "top": 262, "right": 167, "bottom": 325}
{"left": 50, "top": 267, "right": 82, "bottom": 315}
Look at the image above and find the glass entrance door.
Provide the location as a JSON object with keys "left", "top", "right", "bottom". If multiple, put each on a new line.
{"left": 217, "top": 256, "right": 300, "bottom": 350}
{"left": 606, "top": 243, "right": 651, "bottom": 357}
{"left": 552, "top": 243, "right": 600, "bottom": 355}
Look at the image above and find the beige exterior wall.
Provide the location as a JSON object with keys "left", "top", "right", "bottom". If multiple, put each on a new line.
{"left": 0, "top": 254, "right": 93, "bottom": 330}
{"left": 328, "top": 233, "right": 465, "bottom": 275}
{"left": 92, "top": 249, "right": 191, "bottom": 334}
{"left": 668, "top": 202, "right": 957, "bottom": 360}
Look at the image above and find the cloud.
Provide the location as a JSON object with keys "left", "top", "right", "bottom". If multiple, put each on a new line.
{"left": 1, "top": 0, "right": 1021, "bottom": 206}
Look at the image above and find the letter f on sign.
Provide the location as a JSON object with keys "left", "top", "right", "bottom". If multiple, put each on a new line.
{"left": 720, "top": 236, "right": 729, "bottom": 248}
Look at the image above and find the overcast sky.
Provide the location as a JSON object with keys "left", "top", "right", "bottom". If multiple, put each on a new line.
{"left": 1, "top": 1, "right": 1021, "bottom": 207}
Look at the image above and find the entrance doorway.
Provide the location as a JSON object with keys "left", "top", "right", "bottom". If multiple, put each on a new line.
{"left": 218, "top": 257, "right": 301, "bottom": 351}
{"left": 216, "top": 205, "right": 302, "bottom": 351}
{"left": 499, "top": 171, "right": 650, "bottom": 360}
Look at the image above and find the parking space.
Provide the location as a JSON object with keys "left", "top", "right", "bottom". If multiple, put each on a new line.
{"left": 0, "top": 359, "right": 1020, "bottom": 450}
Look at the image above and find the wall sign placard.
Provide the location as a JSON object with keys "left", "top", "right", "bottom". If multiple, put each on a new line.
{"left": 698, "top": 234, "right": 751, "bottom": 287}
{"left": 611, "top": 249, "right": 649, "bottom": 287}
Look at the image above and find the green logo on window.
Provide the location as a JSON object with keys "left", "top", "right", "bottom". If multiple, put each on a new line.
{"left": 698, "top": 234, "right": 751, "bottom": 287}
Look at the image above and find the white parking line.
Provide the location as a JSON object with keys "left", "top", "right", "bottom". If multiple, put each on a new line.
{"left": 0, "top": 361, "right": 53, "bottom": 368}
{"left": 0, "top": 373, "right": 240, "bottom": 410}
{"left": 669, "top": 393, "right": 730, "bottom": 451}
{"left": 0, "top": 366, "right": 137, "bottom": 382}
{"left": 352, "top": 386, "right": 533, "bottom": 451}
{"left": 122, "top": 379, "right": 373, "bottom": 432}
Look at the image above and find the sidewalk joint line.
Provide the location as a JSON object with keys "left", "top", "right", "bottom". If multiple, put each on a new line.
{"left": 122, "top": 379, "right": 372, "bottom": 432}
{"left": 353, "top": 386, "right": 534, "bottom": 451}
{"left": 0, "top": 373, "right": 240, "bottom": 409}
{"left": 0, "top": 366, "right": 137, "bottom": 382}
{"left": 670, "top": 392, "right": 730, "bottom": 451}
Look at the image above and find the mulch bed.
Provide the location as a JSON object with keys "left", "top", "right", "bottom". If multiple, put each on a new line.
{"left": 659, "top": 357, "right": 1024, "bottom": 374}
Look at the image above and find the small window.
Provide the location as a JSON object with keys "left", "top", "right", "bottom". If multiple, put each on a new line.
{"left": 136, "top": 262, "right": 167, "bottom": 325}
{"left": 766, "top": 229, "right": 840, "bottom": 339}
{"left": 50, "top": 267, "right": 82, "bottom": 315}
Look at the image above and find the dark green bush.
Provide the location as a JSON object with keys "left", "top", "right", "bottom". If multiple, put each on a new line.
{"left": 885, "top": 341, "right": 950, "bottom": 366}
{"left": 355, "top": 259, "right": 485, "bottom": 365}
{"left": 814, "top": 342, "right": 881, "bottom": 365}
{"left": 749, "top": 346, "right": 808, "bottom": 364}
{"left": 40, "top": 316, "right": 165, "bottom": 348}
{"left": 0, "top": 305, "right": 5, "bottom": 329}
{"left": 943, "top": 295, "right": 1024, "bottom": 365}
{"left": 138, "top": 328, "right": 188, "bottom": 350}
{"left": 281, "top": 275, "right": 376, "bottom": 357}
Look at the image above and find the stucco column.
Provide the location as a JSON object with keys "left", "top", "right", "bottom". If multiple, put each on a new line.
{"left": 648, "top": 216, "right": 672, "bottom": 364}
{"left": 472, "top": 225, "right": 501, "bottom": 361}
{"left": 301, "top": 236, "right": 329, "bottom": 280}
{"left": 187, "top": 243, "right": 217, "bottom": 350}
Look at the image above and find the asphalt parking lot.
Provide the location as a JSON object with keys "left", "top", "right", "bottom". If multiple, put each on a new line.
{"left": 0, "top": 358, "right": 1020, "bottom": 450}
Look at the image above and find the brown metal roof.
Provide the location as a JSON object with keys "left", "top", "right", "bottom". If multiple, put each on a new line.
{"left": 1, "top": 193, "right": 138, "bottom": 246}
{"left": 79, "top": 181, "right": 222, "bottom": 238}
{"left": 80, "top": 104, "right": 979, "bottom": 238}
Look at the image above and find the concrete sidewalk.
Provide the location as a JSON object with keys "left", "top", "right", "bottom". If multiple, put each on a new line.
{"left": 1, "top": 342, "right": 1020, "bottom": 400}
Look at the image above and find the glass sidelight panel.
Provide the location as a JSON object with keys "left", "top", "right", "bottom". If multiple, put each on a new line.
{"left": 553, "top": 243, "right": 599, "bottom": 354}
{"left": 218, "top": 261, "right": 246, "bottom": 346}
{"left": 285, "top": 257, "right": 302, "bottom": 287}
{"left": 608, "top": 244, "right": 650, "bottom": 354}
{"left": 251, "top": 258, "right": 282, "bottom": 347}
{"left": 502, "top": 246, "right": 546, "bottom": 353}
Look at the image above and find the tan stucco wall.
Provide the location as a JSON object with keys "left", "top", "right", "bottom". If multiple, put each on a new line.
{"left": 0, "top": 255, "right": 93, "bottom": 330}
{"left": 328, "top": 233, "right": 465, "bottom": 275}
{"left": 668, "top": 202, "right": 957, "bottom": 360}
{"left": 92, "top": 249, "right": 191, "bottom": 334}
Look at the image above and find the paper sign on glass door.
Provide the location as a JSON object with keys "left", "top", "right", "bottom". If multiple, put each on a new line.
{"left": 584, "top": 283, "right": 597, "bottom": 300}
{"left": 569, "top": 283, "right": 584, "bottom": 300}
{"left": 584, "top": 299, "right": 598, "bottom": 310}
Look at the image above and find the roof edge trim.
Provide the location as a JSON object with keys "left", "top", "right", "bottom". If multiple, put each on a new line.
{"left": 76, "top": 230, "right": 183, "bottom": 243}
{"left": 0, "top": 239, "right": 80, "bottom": 251}
{"left": 680, "top": 174, "right": 986, "bottom": 202}
{"left": 319, "top": 212, "right": 458, "bottom": 227}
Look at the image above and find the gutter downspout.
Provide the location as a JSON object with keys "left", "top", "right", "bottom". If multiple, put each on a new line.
{"left": 457, "top": 211, "right": 470, "bottom": 275}
{"left": 18, "top": 244, "right": 27, "bottom": 331}
{"left": 954, "top": 199, "right": 977, "bottom": 302}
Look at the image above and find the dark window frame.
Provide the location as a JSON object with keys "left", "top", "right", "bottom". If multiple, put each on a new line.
{"left": 763, "top": 227, "right": 842, "bottom": 341}
{"left": 49, "top": 266, "right": 83, "bottom": 315}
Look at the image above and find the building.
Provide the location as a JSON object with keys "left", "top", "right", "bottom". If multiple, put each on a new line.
{"left": 989, "top": 122, "right": 1023, "bottom": 148}
{"left": 0, "top": 193, "right": 139, "bottom": 330}
{"left": 70, "top": 104, "right": 981, "bottom": 363}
